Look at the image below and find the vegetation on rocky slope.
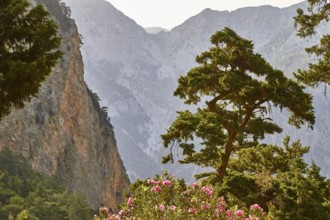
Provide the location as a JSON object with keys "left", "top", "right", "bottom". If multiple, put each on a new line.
{"left": 0, "top": 150, "right": 96, "bottom": 220}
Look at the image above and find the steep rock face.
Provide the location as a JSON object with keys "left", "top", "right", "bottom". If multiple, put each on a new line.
{"left": 0, "top": 0, "right": 129, "bottom": 209}
{"left": 63, "top": 0, "right": 191, "bottom": 181}
{"left": 63, "top": 0, "right": 330, "bottom": 181}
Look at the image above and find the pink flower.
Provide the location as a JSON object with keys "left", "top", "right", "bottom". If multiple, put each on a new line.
{"left": 201, "top": 201, "right": 211, "bottom": 210}
{"left": 190, "top": 183, "right": 197, "bottom": 188}
{"left": 127, "top": 197, "right": 133, "bottom": 207}
{"left": 250, "top": 204, "right": 263, "bottom": 212}
{"left": 235, "top": 210, "right": 243, "bottom": 216}
{"left": 151, "top": 186, "right": 161, "bottom": 192}
{"left": 201, "top": 204, "right": 211, "bottom": 209}
{"left": 111, "top": 215, "right": 120, "bottom": 220}
{"left": 147, "top": 178, "right": 160, "bottom": 185}
{"left": 226, "top": 210, "right": 232, "bottom": 216}
{"left": 168, "top": 205, "right": 177, "bottom": 211}
{"left": 215, "top": 197, "right": 226, "bottom": 213}
{"left": 201, "top": 186, "right": 213, "bottom": 197}
{"left": 147, "top": 178, "right": 153, "bottom": 184}
{"left": 215, "top": 210, "right": 220, "bottom": 217}
{"left": 159, "top": 204, "right": 165, "bottom": 211}
{"left": 99, "top": 207, "right": 109, "bottom": 215}
{"left": 188, "top": 207, "right": 197, "bottom": 214}
{"left": 162, "top": 180, "right": 172, "bottom": 187}
{"left": 218, "top": 197, "right": 226, "bottom": 206}
{"left": 216, "top": 205, "right": 225, "bottom": 213}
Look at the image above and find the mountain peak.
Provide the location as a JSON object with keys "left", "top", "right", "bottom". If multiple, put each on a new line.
{"left": 201, "top": 8, "right": 216, "bottom": 12}
{"left": 199, "top": 7, "right": 228, "bottom": 16}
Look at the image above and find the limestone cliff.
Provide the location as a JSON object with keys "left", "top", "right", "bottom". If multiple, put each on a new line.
{"left": 0, "top": 0, "right": 130, "bottom": 209}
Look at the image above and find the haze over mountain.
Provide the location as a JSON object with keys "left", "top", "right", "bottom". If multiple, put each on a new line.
{"left": 63, "top": 0, "right": 330, "bottom": 181}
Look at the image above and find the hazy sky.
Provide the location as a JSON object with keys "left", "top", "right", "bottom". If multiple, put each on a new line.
{"left": 105, "top": 0, "right": 304, "bottom": 30}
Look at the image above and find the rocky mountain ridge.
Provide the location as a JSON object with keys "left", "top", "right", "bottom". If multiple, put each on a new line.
{"left": 63, "top": 0, "right": 330, "bottom": 181}
{"left": 0, "top": 0, "right": 130, "bottom": 209}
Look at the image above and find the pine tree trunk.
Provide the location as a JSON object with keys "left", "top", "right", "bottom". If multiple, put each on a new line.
{"left": 217, "top": 151, "right": 231, "bottom": 182}
{"left": 217, "top": 133, "right": 235, "bottom": 183}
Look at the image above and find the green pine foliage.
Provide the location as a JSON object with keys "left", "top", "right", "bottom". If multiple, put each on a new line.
{"left": 225, "top": 137, "right": 330, "bottom": 219}
{"left": 0, "top": 149, "right": 95, "bottom": 220}
{"left": 0, "top": 0, "right": 63, "bottom": 120}
{"left": 294, "top": 0, "right": 330, "bottom": 86}
{"left": 161, "top": 27, "right": 315, "bottom": 183}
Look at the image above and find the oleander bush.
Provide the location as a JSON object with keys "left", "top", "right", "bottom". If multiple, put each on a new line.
{"left": 93, "top": 171, "right": 266, "bottom": 220}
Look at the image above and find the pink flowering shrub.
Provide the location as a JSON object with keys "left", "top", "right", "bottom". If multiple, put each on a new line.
{"left": 93, "top": 171, "right": 267, "bottom": 219}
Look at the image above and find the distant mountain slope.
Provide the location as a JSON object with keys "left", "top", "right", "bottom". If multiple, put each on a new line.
{"left": 144, "top": 27, "right": 169, "bottom": 34}
{"left": 0, "top": 0, "right": 130, "bottom": 209}
{"left": 63, "top": 0, "right": 330, "bottom": 181}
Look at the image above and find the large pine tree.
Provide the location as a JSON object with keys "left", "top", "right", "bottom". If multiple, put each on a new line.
{"left": 0, "top": 0, "right": 62, "bottom": 119}
{"left": 162, "top": 28, "right": 315, "bottom": 183}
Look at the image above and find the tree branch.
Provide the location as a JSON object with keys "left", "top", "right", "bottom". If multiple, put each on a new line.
{"left": 206, "top": 89, "right": 233, "bottom": 112}
{"left": 239, "top": 99, "right": 267, "bottom": 131}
